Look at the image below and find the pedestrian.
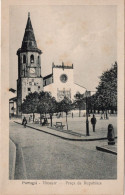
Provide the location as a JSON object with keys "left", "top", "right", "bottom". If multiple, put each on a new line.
{"left": 91, "top": 114, "right": 96, "bottom": 132}
{"left": 22, "top": 116, "right": 27, "bottom": 128}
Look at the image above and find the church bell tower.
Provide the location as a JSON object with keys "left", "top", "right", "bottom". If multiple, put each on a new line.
{"left": 17, "top": 13, "right": 43, "bottom": 114}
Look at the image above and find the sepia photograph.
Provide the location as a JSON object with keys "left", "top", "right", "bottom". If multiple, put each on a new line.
{"left": 9, "top": 5, "right": 117, "bottom": 180}
{"left": 1, "top": 0, "right": 124, "bottom": 195}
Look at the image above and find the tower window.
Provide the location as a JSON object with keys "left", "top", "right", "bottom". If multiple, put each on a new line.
{"left": 38, "top": 56, "right": 40, "bottom": 64}
{"left": 23, "top": 55, "right": 26, "bottom": 63}
{"left": 30, "top": 55, "right": 34, "bottom": 63}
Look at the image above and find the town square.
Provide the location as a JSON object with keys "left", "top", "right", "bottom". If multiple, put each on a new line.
{"left": 9, "top": 7, "right": 117, "bottom": 180}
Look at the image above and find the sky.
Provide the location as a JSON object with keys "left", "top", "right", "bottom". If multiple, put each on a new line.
{"left": 9, "top": 5, "right": 117, "bottom": 91}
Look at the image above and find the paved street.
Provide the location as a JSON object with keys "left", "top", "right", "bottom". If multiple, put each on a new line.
{"left": 9, "top": 121, "right": 117, "bottom": 180}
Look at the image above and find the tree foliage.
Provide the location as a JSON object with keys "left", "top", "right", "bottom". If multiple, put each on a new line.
{"left": 21, "top": 91, "right": 57, "bottom": 125}
{"left": 58, "top": 97, "right": 72, "bottom": 114}
{"left": 21, "top": 92, "right": 39, "bottom": 121}
{"left": 89, "top": 62, "right": 117, "bottom": 112}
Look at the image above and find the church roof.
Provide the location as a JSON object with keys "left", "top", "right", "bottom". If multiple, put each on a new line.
{"left": 9, "top": 88, "right": 16, "bottom": 93}
{"left": 43, "top": 73, "right": 53, "bottom": 80}
{"left": 17, "top": 13, "right": 42, "bottom": 54}
{"left": 9, "top": 97, "right": 17, "bottom": 102}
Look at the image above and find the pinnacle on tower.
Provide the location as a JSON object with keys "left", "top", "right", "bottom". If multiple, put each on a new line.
{"left": 17, "top": 13, "right": 42, "bottom": 55}
{"left": 21, "top": 12, "right": 37, "bottom": 50}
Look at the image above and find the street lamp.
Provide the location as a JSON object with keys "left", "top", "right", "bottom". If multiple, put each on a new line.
{"left": 85, "top": 90, "right": 90, "bottom": 136}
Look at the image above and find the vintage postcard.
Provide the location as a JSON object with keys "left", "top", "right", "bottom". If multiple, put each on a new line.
{"left": 1, "top": 0, "right": 124, "bottom": 194}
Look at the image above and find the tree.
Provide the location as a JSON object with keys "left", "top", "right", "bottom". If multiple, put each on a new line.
{"left": 21, "top": 92, "right": 39, "bottom": 122}
{"left": 21, "top": 91, "right": 57, "bottom": 125}
{"left": 74, "top": 92, "right": 86, "bottom": 117}
{"left": 95, "top": 62, "right": 117, "bottom": 113}
{"left": 46, "top": 95, "right": 57, "bottom": 127}
{"left": 37, "top": 91, "right": 57, "bottom": 126}
{"left": 37, "top": 91, "right": 49, "bottom": 123}
{"left": 87, "top": 94, "right": 99, "bottom": 113}
{"left": 58, "top": 97, "right": 72, "bottom": 130}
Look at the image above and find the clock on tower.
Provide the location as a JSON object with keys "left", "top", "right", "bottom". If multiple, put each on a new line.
{"left": 29, "top": 68, "right": 36, "bottom": 76}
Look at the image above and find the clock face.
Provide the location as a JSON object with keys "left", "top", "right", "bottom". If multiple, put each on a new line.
{"left": 30, "top": 68, "right": 35, "bottom": 74}
{"left": 60, "top": 74, "right": 68, "bottom": 83}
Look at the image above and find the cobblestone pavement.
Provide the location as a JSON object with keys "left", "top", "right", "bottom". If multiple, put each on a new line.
{"left": 9, "top": 121, "right": 117, "bottom": 180}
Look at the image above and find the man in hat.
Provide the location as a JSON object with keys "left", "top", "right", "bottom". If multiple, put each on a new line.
{"left": 91, "top": 114, "right": 97, "bottom": 132}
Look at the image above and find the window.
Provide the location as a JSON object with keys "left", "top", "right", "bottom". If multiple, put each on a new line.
{"left": 38, "top": 86, "right": 40, "bottom": 90}
{"left": 30, "top": 55, "right": 34, "bottom": 63}
{"left": 38, "top": 56, "right": 40, "bottom": 64}
{"left": 23, "top": 55, "right": 26, "bottom": 63}
{"left": 29, "top": 42, "right": 32, "bottom": 47}
{"left": 60, "top": 74, "right": 68, "bottom": 83}
{"left": 28, "top": 88, "right": 31, "bottom": 92}
{"left": 29, "top": 82, "right": 32, "bottom": 85}
{"left": 11, "top": 107, "right": 14, "bottom": 110}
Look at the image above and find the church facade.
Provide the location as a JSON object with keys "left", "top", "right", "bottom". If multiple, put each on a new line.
{"left": 15, "top": 13, "right": 87, "bottom": 115}
{"left": 43, "top": 62, "right": 86, "bottom": 101}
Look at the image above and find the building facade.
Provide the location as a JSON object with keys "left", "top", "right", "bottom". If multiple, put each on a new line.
{"left": 17, "top": 13, "right": 43, "bottom": 114}
{"left": 9, "top": 88, "right": 17, "bottom": 117}
{"left": 43, "top": 62, "right": 86, "bottom": 101}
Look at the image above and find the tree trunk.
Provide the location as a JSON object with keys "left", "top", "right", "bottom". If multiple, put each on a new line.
{"left": 33, "top": 113, "right": 35, "bottom": 122}
{"left": 40, "top": 113, "right": 42, "bottom": 125}
{"left": 79, "top": 108, "right": 81, "bottom": 117}
{"left": 106, "top": 110, "right": 108, "bottom": 119}
{"left": 66, "top": 113, "right": 68, "bottom": 130}
{"left": 50, "top": 114, "right": 52, "bottom": 127}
